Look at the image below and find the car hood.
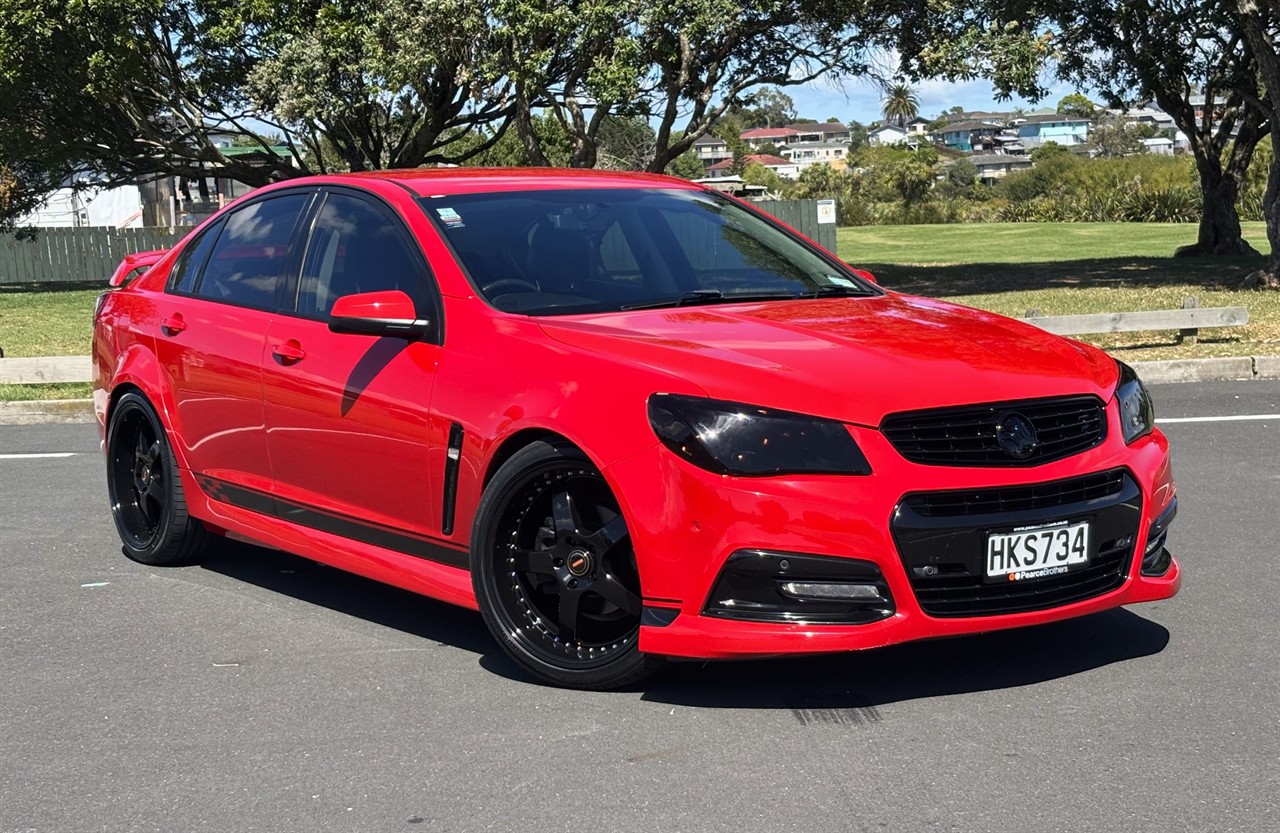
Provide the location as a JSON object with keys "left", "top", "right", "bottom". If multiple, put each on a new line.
{"left": 537, "top": 293, "right": 1118, "bottom": 426}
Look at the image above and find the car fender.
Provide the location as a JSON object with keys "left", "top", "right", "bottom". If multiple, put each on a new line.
{"left": 106, "top": 342, "right": 193, "bottom": 472}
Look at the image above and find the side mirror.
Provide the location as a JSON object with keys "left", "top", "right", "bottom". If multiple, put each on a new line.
{"left": 329, "top": 290, "right": 431, "bottom": 340}
{"left": 848, "top": 267, "right": 878, "bottom": 285}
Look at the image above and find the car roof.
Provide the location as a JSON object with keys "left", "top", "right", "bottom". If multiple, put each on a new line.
{"left": 321, "top": 167, "right": 701, "bottom": 197}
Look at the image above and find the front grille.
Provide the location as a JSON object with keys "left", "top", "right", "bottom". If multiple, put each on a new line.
{"left": 903, "top": 469, "right": 1126, "bottom": 517}
{"left": 891, "top": 470, "right": 1141, "bottom": 618}
{"left": 881, "top": 396, "right": 1107, "bottom": 466}
{"left": 907, "top": 537, "right": 1131, "bottom": 617}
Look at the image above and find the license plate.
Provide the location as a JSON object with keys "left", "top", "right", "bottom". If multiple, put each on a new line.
{"left": 985, "top": 520, "right": 1090, "bottom": 582}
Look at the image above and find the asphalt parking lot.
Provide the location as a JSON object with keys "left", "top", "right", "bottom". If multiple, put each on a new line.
{"left": 1, "top": 380, "right": 1277, "bottom": 833}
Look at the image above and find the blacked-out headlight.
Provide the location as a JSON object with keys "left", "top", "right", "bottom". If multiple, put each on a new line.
{"left": 647, "top": 394, "right": 871, "bottom": 476}
{"left": 1114, "top": 361, "right": 1155, "bottom": 444}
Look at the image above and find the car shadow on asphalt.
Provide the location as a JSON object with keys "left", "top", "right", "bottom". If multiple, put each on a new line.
{"left": 639, "top": 608, "right": 1170, "bottom": 710}
{"left": 198, "top": 539, "right": 496, "bottom": 657}
{"left": 199, "top": 539, "right": 1171, "bottom": 706}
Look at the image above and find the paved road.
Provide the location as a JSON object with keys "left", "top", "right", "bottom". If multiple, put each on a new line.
{"left": 1, "top": 381, "right": 1277, "bottom": 833}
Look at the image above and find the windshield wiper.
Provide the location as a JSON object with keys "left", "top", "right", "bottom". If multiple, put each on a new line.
{"left": 797, "top": 284, "right": 877, "bottom": 299}
{"left": 621, "top": 289, "right": 795, "bottom": 311}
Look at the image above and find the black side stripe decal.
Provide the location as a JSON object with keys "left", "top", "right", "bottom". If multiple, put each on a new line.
{"left": 441, "top": 423, "right": 464, "bottom": 536}
{"left": 196, "top": 475, "right": 469, "bottom": 570}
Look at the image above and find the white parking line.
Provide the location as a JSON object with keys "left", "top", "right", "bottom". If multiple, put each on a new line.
{"left": 1159, "top": 414, "right": 1280, "bottom": 424}
{"left": 0, "top": 453, "right": 80, "bottom": 459}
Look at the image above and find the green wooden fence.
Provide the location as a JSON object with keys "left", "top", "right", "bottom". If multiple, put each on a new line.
{"left": 756, "top": 199, "right": 838, "bottom": 253}
{"left": 0, "top": 227, "right": 182, "bottom": 287}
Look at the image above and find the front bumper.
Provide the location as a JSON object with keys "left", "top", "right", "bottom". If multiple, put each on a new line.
{"left": 605, "top": 413, "right": 1180, "bottom": 660}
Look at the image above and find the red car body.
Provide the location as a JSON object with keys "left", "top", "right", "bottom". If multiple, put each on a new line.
{"left": 93, "top": 169, "right": 1180, "bottom": 688}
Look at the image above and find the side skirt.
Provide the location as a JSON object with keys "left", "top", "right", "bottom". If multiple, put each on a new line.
{"left": 187, "top": 472, "right": 478, "bottom": 610}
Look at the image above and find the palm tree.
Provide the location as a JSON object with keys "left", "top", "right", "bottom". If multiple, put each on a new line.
{"left": 881, "top": 82, "right": 920, "bottom": 128}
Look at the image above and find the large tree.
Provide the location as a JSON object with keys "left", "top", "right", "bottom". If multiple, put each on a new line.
{"left": 245, "top": 0, "right": 513, "bottom": 172}
{"left": 896, "top": 0, "right": 1268, "bottom": 258}
{"left": 0, "top": 0, "right": 298, "bottom": 231}
{"left": 1052, "top": 0, "right": 1267, "bottom": 257}
{"left": 0, "top": 0, "right": 512, "bottom": 229}
{"left": 501, "top": 0, "right": 874, "bottom": 173}
{"left": 1235, "top": 0, "right": 1280, "bottom": 287}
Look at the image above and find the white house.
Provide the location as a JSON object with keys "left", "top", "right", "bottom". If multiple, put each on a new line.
{"left": 779, "top": 142, "right": 849, "bottom": 171}
{"left": 867, "top": 124, "right": 910, "bottom": 146}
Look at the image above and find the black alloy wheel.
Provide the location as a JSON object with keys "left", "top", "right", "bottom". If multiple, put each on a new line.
{"left": 106, "top": 391, "right": 212, "bottom": 565}
{"left": 472, "top": 441, "right": 661, "bottom": 689}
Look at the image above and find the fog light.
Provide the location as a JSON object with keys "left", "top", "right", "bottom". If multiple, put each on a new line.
{"left": 703, "top": 550, "right": 894, "bottom": 624}
{"left": 780, "top": 581, "right": 883, "bottom": 600}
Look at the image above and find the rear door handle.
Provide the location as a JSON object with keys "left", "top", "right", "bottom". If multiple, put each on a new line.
{"left": 160, "top": 314, "right": 186, "bottom": 336}
{"left": 271, "top": 339, "right": 306, "bottom": 364}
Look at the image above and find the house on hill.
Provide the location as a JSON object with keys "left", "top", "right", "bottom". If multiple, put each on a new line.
{"left": 782, "top": 122, "right": 851, "bottom": 144}
{"left": 966, "top": 153, "right": 1035, "bottom": 185}
{"left": 705, "top": 154, "right": 800, "bottom": 180}
{"left": 868, "top": 124, "right": 911, "bottom": 146}
{"left": 779, "top": 142, "right": 850, "bottom": 171}
{"left": 740, "top": 127, "right": 802, "bottom": 149}
{"left": 934, "top": 120, "right": 1006, "bottom": 152}
{"left": 693, "top": 134, "right": 732, "bottom": 167}
{"left": 1016, "top": 114, "right": 1091, "bottom": 148}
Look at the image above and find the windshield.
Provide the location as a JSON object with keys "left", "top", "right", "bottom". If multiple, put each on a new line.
{"left": 417, "top": 188, "right": 878, "bottom": 315}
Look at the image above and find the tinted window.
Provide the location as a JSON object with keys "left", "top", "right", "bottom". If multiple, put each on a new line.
{"left": 168, "top": 219, "right": 224, "bottom": 294}
{"left": 420, "top": 188, "right": 876, "bottom": 315}
{"left": 296, "top": 193, "right": 428, "bottom": 316}
{"left": 196, "top": 195, "right": 308, "bottom": 308}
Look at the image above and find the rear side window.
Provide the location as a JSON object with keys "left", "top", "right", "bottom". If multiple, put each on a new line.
{"left": 296, "top": 192, "right": 429, "bottom": 316}
{"left": 196, "top": 195, "right": 308, "bottom": 309}
{"left": 167, "top": 219, "right": 224, "bottom": 294}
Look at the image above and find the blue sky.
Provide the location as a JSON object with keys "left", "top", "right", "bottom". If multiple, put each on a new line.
{"left": 786, "top": 74, "right": 1086, "bottom": 125}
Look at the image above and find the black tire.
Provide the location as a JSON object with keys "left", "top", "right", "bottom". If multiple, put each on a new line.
{"left": 106, "top": 391, "right": 214, "bottom": 566}
{"left": 471, "top": 441, "right": 662, "bottom": 689}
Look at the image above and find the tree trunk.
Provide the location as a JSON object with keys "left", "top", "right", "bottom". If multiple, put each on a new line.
{"left": 514, "top": 86, "right": 550, "bottom": 167}
{"left": 1176, "top": 112, "right": 1262, "bottom": 257}
{"left": 1235, "top": 1, "right": 1280, "bottom": 288}
{"left": 1238, "top": 132, "right": 1280, "bottom": 288}
{"left": 1177, "top": 167, "right": 1259, "bottom": 256}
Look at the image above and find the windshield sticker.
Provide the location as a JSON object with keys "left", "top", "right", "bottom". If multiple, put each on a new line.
{"left": 436, "top": 207, "right": 464, "bottom": 228}
{"left": 826, "top": 275, "right": 856, "bottom": 287}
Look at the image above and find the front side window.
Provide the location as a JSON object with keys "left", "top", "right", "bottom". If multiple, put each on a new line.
{"left": 195, "top": 194, "right": 309, "bottom": 309}
{"left": 296, "top": 193, "right": 429, "bottom": 317}
{"left": 420, "top": 188, "right": 877, "bottom": 315}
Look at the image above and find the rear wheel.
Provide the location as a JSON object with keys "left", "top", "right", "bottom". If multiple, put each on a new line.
{"left": 471, "top": 441, "right": 660, "bottom": 689}
{"left": 106, "top": 391, "right": 213, "bottom": 565}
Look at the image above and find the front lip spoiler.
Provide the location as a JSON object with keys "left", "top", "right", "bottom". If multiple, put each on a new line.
{"left": 638, "top": 556, "right": 1181, "bottom": 660}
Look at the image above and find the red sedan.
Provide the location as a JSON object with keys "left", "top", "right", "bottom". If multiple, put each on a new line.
{"left": 93, "top": 169, "right": 1180, "bottom": 689}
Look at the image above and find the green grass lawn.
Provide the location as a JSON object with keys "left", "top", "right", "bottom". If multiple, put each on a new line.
{"left": 0, "top": 289, "right": 100, "bottom": 357}
{"left": 837, "top": 221, "right": 1269, "bottom": 265}
{"left": 837, "top": 222, "right": 1277, "bottom": 362}
{"left": 0, "top": 222, "right": 1276, "bottom": 401}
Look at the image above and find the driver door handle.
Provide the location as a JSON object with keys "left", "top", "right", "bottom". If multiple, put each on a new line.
{"left": 271, "top": 339, "right": 306, "bottom": 364}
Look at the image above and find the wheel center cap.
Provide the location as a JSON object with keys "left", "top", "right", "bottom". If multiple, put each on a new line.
{"left": 566, "top": 549, "right": 592, "bottom": 577}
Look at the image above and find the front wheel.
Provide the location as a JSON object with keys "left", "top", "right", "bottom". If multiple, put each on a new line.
{"left": 106, "top": 391, "right": 213, "bottom": 565}
{"left": 471, "top": 441, "right": 661, "bottom": 689}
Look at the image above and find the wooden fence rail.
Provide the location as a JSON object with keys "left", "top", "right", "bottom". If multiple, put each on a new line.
{"left": 0, "top": 227, "right": 181, "bottom": 287}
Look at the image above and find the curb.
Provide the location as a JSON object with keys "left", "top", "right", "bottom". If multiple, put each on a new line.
{"left": 1132, "top": 355, "right": 1280, "bottom": 385}
{"left": 0, "top": 399, "right": 95, "bottom": 425}
{"left": 2, "top": 356, "right": 1277, "bottom": 426}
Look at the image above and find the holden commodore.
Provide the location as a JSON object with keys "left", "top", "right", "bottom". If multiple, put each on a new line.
{"left": 93, "top": 169, "right": 1180, "bottom": 689}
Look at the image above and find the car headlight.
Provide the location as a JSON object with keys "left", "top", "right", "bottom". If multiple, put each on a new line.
{"left": 647, "top": 394, "right": 871, "bottom": 476}
{"left": 1114, "top": 361, "right": 1154, "bottom": 444}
